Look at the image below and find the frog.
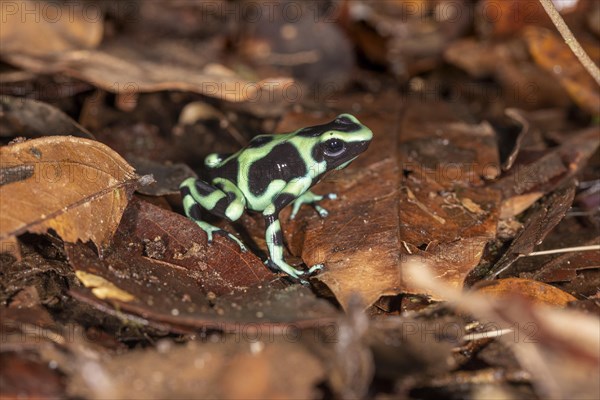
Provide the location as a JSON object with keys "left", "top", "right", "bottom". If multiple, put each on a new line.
{"left": 180, "top": 113, "right": 373, "bottom": 282}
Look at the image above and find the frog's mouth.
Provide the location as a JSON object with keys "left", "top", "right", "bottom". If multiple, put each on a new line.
{"left": 335, "top": 156, "right": 358, "bottom": 170}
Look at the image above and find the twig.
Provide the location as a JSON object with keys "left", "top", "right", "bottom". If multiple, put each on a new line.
{"left": 463, "top": 328, "right": 514, "bottom": 342}
{"left": 525, "top": 244, "right": 600, "bottom": 257}
{"left": 538, "top": 0, "right": 600, "bottom": 86}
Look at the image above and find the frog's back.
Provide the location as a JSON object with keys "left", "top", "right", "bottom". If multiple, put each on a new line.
{"left": 204, "top": 134, "right": 298, "bottom": 208}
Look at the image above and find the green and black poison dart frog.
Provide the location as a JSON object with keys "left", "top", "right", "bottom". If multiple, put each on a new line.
{"left": 180, "top": 114, "right": 373, "bottom": 282}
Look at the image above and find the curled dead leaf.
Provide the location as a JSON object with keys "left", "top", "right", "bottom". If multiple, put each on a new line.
{"left": 3, "top": 45, "right": 294, "bottom": 105}
{"left": 0, "top": 95, "right": 94, "bottom": 139}
{"left": 474, "top": 277, "right": 577, "bottom": 307}
{"left": 0, "top": 136, "right": 138, "bottom": 254}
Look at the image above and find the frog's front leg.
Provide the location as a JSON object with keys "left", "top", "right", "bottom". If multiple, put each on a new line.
{"left": 263, "top": 180, "right": 325, "bottom": 282}
{"left": 180, "top": 177, "right": 247, "bottom": 251}
{"left": 289, "top": 190, "right": 337, "bottom": 220}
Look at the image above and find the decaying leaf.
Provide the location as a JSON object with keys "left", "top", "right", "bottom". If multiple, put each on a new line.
{"left": 281, "top": 105, "right": 402, "bottom": 311}
{"left": 395, "top": 103, "right": 501, "bottom": 296}
{"left": 282, "top": 98, "right": 502, "bottom": 309}
{"left": 474, "top": 277, "right": 577, "bottom": 307}
{"left": 0, "top": 95, "right": 94, "bottom": 139}
{"left": 399, "top": 100, "right": 501, "bottom": 184}
{"left": 3, "top": 41, "right": 294, "bottom": 106}
{"left": 0, "top": 0, "right": 103, "bottom": 56}
{"left": 66, "top": 198, "right": 340, "bottom": 331}
{"left": 493, "top": 127, "right": 600, "bottom": 218}
{"left": 532, "top": 237, "right": 600, "bottom": 284}
{"left": 1, "top": 1, "right": 599, "bottom": 398}
{"left": 488, "top": 183, "right": 577, "bottom": 279}
{"left": 0, "top": 136, "right": 138, "bottom": 254}
{"left": 524, "top": 26, "right": 600, "bottom": 115}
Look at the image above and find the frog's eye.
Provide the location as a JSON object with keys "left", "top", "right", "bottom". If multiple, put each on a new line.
{"left": 324, "top": 139, "right": 345, "bottom": 157}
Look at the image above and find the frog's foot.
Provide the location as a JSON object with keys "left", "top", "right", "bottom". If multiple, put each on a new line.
{"left": 307, "top": 263, "right": 324, "bottom": 274}
{"left": 289, "top": 191, "right": 337, "bottom": 220}
{"left": 265, "top": 259, "right": 305, "bottom": 279}
{"left": 265, "top": 259, "right": 324, "bottom": 284}
{"left": 195, "top": 220, "right": 247, "bottom": 252}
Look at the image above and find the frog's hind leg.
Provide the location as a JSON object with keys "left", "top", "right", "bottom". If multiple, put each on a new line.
{"left": 262, "top": 179, "right": 325, "bottom": 283}
{"left": 179, "top": 177, "right": 247, "bottom": 251}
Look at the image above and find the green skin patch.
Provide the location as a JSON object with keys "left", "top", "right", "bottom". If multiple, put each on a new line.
{"left": 180, "top": 113, "right": 373, "bottom": 282}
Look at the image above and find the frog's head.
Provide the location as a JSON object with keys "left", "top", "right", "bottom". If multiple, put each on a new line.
{"left": 299, "top": 113, "right": 373, "bottom": 171}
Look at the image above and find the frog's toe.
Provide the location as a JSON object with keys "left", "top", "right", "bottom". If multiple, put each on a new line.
{"left": 204, "top": 228, "right": 246, "bottom": 252}
{"left": 314, "top": 205, "right": 329, "bottom": 218}
{"left": 308, "top": 263, "right": 324, "bottom": 274}
{"left": 326, "top": 193, "right": 337, "bottom": 200}
{"left": 226, "top": 233, "right": 247, "bottom": 252}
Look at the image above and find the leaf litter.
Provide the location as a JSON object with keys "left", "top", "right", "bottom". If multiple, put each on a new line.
{"left": 1, "top": 1, "right": 599, "bottom": 399}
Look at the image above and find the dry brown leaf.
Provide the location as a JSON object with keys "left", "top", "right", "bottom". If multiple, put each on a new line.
{"left": 3, "top": 44, "right": 294, "bottom": 105}
{"left": 488, "top": 183, "right": 577, "bottom": 279}
{"left": 399, "top": 100, "right": 501, "bottom": 184}
{"left": 281, "top": 105, "right": 402, "bottom": 311}
{"left": 524, "top": 26, "right": 600, "bottom": 115}
{"left": 444, "top": 38, "right": 498, "bottom": 78}
{"left": 0, "top": 0, "right": 103, "bottom": 56}
{"left": 475, "top": 278, "right": 577, "bottom": 307}
{"left": 396, "top": 101, "right": 500, "bottom": 296}
{"left": 282, "top": 98, "right": 500, "bottom": 309}
{"left": 0, "top": 136, "right": 138, "bottom": 254}
{"left": 475, "top": 0, "right": 551, "bottom": 38}
{"left": 493, "top": 127, "right": 600, "bottom": 218}
{"left": 66, "top": 198, "right": 339, "bottom": 332}
{"left": 533, "top": 238, "right": 600, "bottom": 283}
{"left": 0, "top": 95, "right": 94, "bottom": 139}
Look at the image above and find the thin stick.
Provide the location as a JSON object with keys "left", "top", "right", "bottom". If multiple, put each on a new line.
{"left": 538, "top": 0, "right": 600, "bottom": 86}
{"left": 525, "top": 244, "right": 600, "bottom": 257}
{"left": 463, "top": 328, "right": 514, "bottom": 342}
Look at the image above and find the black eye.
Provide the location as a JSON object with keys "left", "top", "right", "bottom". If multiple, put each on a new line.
{"left": 324, "top": 139, "right": 345, "bottom": 157}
